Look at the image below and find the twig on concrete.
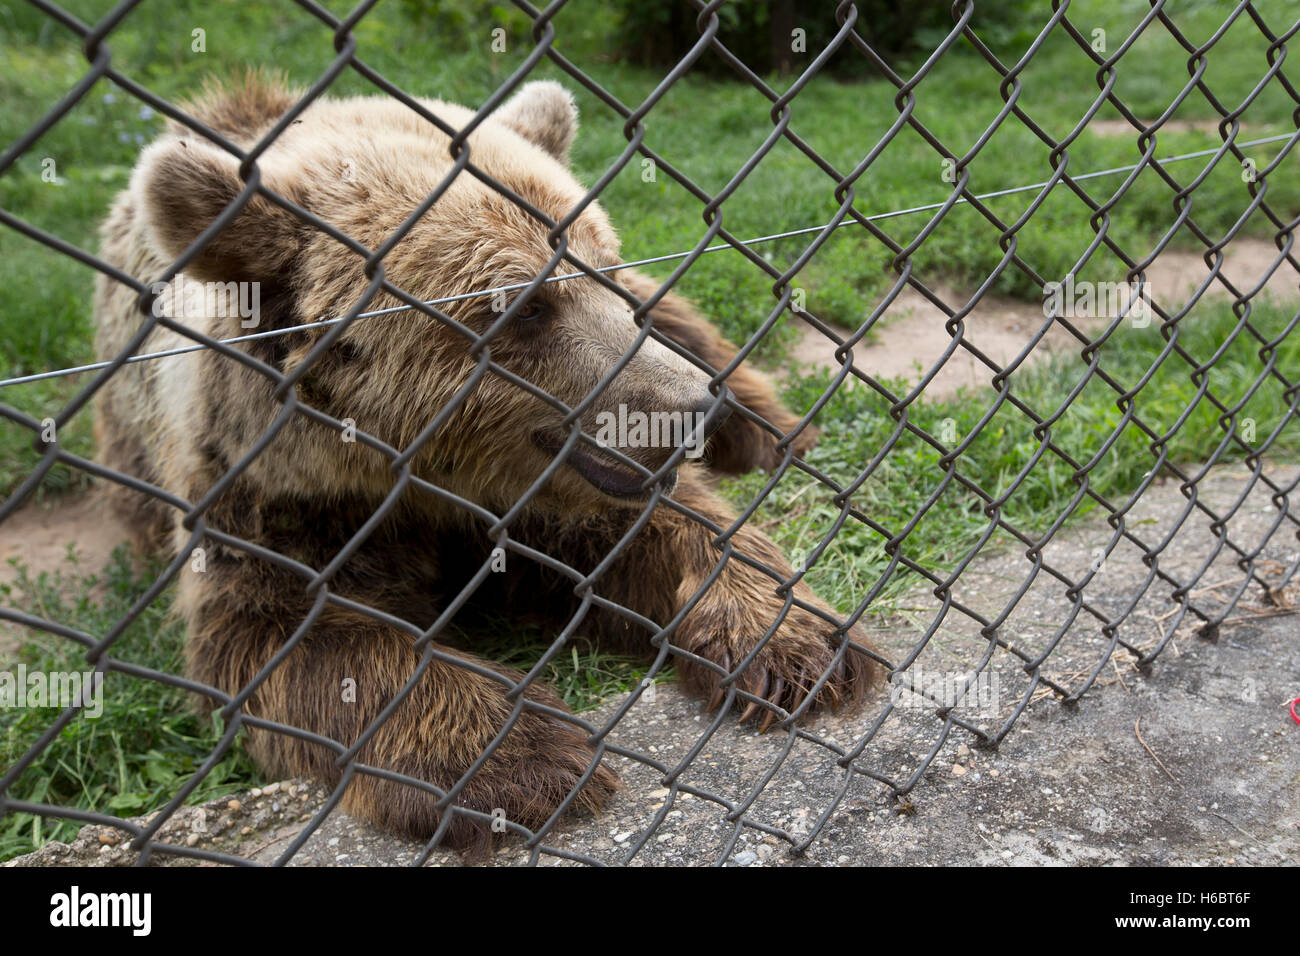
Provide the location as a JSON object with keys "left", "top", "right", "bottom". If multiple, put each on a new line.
{"left": 1209, "top": 811, "right": 1285, "bottom": 860}
{"left": 1189, "top": 577, "right": 1245, "bottom": 598}
{"left": 1134, "top": 717, "right": 1178, "bottom": 783}
{"left": 1221, "top": 608, "right": 1297, "bottom": 627}
{"left": 1111, "top": 656, "right": 1130, "bottom": 692}
{"left": 243, "top": 828, "right": 298, "bottom": 860}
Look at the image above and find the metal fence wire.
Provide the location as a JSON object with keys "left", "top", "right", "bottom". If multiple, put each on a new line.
{"left": 1, "top": 0, "right": 1299, "bottom": 866}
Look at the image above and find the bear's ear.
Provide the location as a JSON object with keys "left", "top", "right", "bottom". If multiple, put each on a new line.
{"left": 133, "top": 136, "right": 309, "bottom": 282}
{"left": 493, "top": 81, "right": 579, "bottom": 164}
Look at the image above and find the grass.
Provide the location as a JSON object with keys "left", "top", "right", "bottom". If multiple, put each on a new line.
{"left": 459, "top": 625, "right": 673, "bottom": 711}
{"left": 0, "top": 547, "right": 259, "bottom": 861}
{"left": 1, "top": 0, "right": 1297, "bottom": 859}
{"left": 3, "top": 0, "right": 1298, "bottom": 495}
{"left": 720, "top": 298, "right": 1300, "bottom": 614}
{"left": 0, "top": 548, "right": 664, "bottom": 862}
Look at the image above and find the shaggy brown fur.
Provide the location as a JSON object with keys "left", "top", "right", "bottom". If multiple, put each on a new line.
{"left": 93, "top": 73, "right": 879, "bottom": 852}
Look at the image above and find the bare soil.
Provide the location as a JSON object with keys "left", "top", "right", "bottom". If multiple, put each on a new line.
{"left": 784, "top": 237, "right": 1298, "bottom": 398}
{"left": 0, "top": 488, "right": 130, "bottom": 582}
{"left": 0, "top": 488, "right": 134, "bottom": 658}
{"left": 1084, "top": 118, "right": 1250, "bottom": 138}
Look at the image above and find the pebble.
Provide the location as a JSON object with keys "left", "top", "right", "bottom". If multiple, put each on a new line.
{"left": 97, "top": 833, "right": 117, "bottom": 846}
{"left": 263, "top": 782, "right": 280, "bottom": 795}
{"left": 733, "top": 850, "right": 757, "bottom": 866}
{"left": 957, "top": 744, "right": 970, "bottom": 758}
{"left": 227, "top": 800, "right": 241, "bottom": 812}
{"left": 952, "top": 763, "right": 967, "bottom": 776}
{"left": 613, "top": 831, "right": 633, "bottom": 844}
{"left": 185, "top": 833, "right": 200, "bottom": 847}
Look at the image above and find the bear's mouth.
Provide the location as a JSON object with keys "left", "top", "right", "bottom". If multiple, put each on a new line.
{"left": 532, "top": 429, "right": 677, "bottom": 500}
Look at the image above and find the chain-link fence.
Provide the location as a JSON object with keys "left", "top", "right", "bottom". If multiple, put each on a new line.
{"left": 1, "top": 0, "right": 1298, "bottom": 866}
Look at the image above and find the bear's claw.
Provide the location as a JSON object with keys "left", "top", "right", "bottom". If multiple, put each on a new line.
{"left": 688, "top": 616, "right": 876, "bottom": 734}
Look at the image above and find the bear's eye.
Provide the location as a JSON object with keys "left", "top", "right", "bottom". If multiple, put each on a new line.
{"left": 514, "top": 299, "right": 545, "bottom": 321}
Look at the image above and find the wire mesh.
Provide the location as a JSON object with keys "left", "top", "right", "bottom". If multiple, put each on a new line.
{"left": 1, "top": 0, "right": 1298, "bottom": 866}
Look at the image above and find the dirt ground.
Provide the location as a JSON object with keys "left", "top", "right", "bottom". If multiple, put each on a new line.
{"left": 786, "top": 236, "right": 1297, "bottom": 398}
{"left": 0, "top": 490, "right": 129, "bottom": 587}
{"left": 1085, "top": 118, "right": 1256, "bottom": 138}
{"left": 0, "top": 491, "right": 134, "bottom": 658}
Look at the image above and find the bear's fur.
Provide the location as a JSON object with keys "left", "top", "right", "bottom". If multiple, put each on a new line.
{"left": 93, "top": 73, "right": 879, "bottom": 851}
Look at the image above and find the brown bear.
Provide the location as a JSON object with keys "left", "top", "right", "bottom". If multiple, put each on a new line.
{"left": 93, "top": 73, "right": 879, "bottom": 851}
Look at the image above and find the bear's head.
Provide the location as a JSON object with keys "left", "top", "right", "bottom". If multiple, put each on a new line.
{"left": 131, "top": 80, "right": 723, "bottom": 512}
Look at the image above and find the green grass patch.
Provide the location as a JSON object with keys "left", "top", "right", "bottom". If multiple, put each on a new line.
{"left": 0, "top": 546, "right": 664, "bottom": 861}
{"left": 721, "top": 298, "right": 1300, "bottom": 613}
{"left": 0, "top": 379, "right": 95, "bottom": 503}
{"left": 457, "top": 623, "right": 672, "bottom": 714}
{"left": 0, "top": 547, "right": 260, "bottom": 861}
{"left": 3, "top": 0, "right": 1297, "bottom": 496}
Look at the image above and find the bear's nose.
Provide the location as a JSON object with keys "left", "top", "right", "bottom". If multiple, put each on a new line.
{"left": 691, "top": 392, "right": 732, "bottom": 442}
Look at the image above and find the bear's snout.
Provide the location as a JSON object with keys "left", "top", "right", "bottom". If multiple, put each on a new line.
{"left": 530, "top": 389, "right": 732, "bottom": 501}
